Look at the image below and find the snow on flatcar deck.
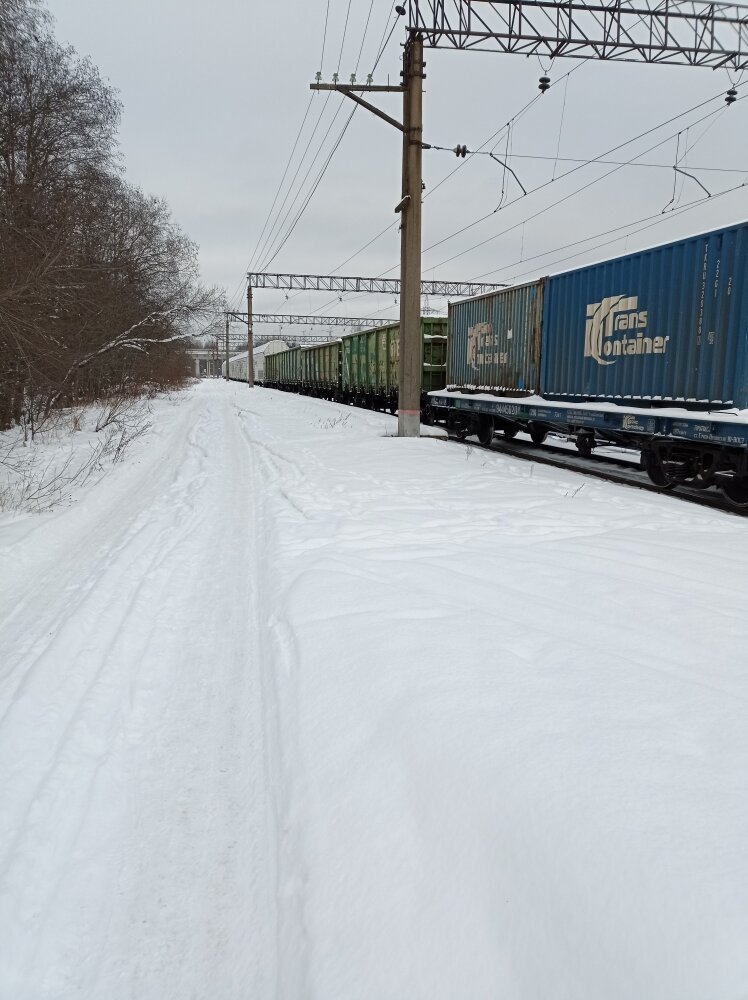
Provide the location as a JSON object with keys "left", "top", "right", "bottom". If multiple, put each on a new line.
{"left": 1, "top": 380, "right": 747, "bottom": 999}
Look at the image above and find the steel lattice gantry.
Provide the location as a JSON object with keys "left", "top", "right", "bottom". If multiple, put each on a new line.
{"left": 246, "top": 273, "right": 506, "bottom": 297}
{"left": 229, "top": 334, "right": 344, "bottom": 346}
{"left": 225, "top": 312, "right": 396, "bottom": 329}
{"left": 407, "top": 0, "right": 748, "bottom": 68}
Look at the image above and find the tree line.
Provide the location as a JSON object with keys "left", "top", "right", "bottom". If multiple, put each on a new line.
{"left": 0, "top": 0, "right": 219, "bottom": 433}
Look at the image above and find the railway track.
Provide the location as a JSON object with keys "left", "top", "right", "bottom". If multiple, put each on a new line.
{"left": 443, "top": 429, "right": 747, "bottom": 518}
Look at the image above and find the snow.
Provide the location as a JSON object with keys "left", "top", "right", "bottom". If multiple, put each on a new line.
{"left": 1, "top": 380, "right": 748, "bottom": 999}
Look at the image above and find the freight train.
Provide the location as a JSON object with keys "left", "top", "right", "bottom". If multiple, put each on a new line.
{"left": 225, "top": 318, "right": 449, "bottom": 419}
{"left": 227, "top": 220, "right": 748, "bottom": 506}
{"left": 431, "top": 220, "right": 748, "bottom": 506}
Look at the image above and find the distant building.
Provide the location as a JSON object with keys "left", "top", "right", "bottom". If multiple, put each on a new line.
{"left": 186, "top": 349, "right": 222, "bottom": 378}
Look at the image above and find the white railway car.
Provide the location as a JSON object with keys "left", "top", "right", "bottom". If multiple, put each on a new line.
{"left": 222, "top": 340, "right": 288, "bottom": 383}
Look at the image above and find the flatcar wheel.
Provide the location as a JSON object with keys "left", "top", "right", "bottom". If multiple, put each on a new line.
{"left": 477, "top": 417, "right": 494, "bottom": 447}
{"left": 529, "top": 424, "right": 547, "bottom": 446}
{"left": 575, "top": 432, "right": 595, "bottom": 459}
{"left": 642, "top": 450, "right": 677, "bottom": 491}
{"left": 722, "top": 476, "right": 748, "bottom": 508}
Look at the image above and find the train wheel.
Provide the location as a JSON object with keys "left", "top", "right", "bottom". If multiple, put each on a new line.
{"left": 722, "top": 476, "right": 748, "bottom": 507}
{"left": 529, "top": 423, "right": 547, "bottom": 446}
{"left": 642, "top": 450, "right": 677, "bottom": 490}
{"left": 477, "top": 416, "right": 494, "bottom": 447}
{"left": 575, "top": 431, "right": 595, "bottom": 458}
{"left": 502, "top": 427, "right": 518, "bottom": 440}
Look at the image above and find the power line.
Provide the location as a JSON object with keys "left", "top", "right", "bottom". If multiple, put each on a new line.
{"left": 296, "top": 83, "right": 744, "bottom": 318}
{"left": 255, "top": 5, "right": 403, "bottom": 276}
{"left": 422, "top": 87, "right": 743, "bottom": 268}
{"left": 320, "top": 0, "right": 331, "bottom": 72}
{"left": 255, "top": 99, "right": 349, "bottom": 270}
{"left": 281, "top": 63, "right": 583, "bottom": 317}
{"left": 229, "top": 0, "right": 337, "bottom": 307}
{"left": 243, "top": 1, "right": 366, "bottom": 290}
{"left": 469, "top": 182, "right": 748, "bottom": 283}
{"left": 259, "top": 108, "right": 358, "bottom": 271}
{"left": 428, "top": 109, "right": 725, "bottom": 271}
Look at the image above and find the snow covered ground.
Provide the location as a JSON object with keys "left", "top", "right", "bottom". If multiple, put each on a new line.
{"left": 1, "top": 380, "right": 747, "bottom": 999}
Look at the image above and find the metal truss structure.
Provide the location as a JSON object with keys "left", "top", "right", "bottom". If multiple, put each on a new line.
{"left": 225, "top": 312, "right": 395, "bottom": 329}
{"left": 230, "top": 334, "right": 342, "bottom": 346}
{"left": 246, "top": 272, "right": 505, "bottom": 297}
{"left": 407, "top": 0, "right": 748, "bottom": 69}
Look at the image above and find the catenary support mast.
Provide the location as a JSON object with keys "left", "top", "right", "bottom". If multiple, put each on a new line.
{"left": 246, "top": 283, "right": 255, "bottom": 387}
{"left": 398, "top": 32, "right": 425, "bottom": 438}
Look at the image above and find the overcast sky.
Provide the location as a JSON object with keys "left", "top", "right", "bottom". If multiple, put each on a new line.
{"left": 47, "top": 0, "right": 748, "bottom": 337}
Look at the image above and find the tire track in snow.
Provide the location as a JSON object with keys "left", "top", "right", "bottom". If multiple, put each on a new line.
{"left": 232, "top": 398, "right": 314, "bottom": 1000}
{"left": 0, "top": 386, "right": 279, "bottom": 998}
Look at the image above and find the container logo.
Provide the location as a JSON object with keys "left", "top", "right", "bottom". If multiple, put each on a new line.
{"left": 584, "top": 295, "right": 668, "bottom": 365}
{"left": 467, "top": 322, "right": 509, "bottom": 368}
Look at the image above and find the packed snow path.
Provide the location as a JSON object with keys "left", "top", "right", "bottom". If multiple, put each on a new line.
{"left": 1, "top": 380, "right": 748, "bottom": 999}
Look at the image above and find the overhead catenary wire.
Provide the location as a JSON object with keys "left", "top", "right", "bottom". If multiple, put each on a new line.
{"left": 283, "top": 64, "right": 584, "bottom": 318}
{"left": 469, "top": 181, "right": 748, "bottom": 283}
{"left": 301, "top": 83, "right": 745, "bottom": 320}
{"left": 426, "top": 98, "right": 744, "bottom": 273}
{"left": 261, "top": 20, "right": 579, "bottom": 317}
{"left": 249, "top": 21, "right": 747, "bottom": 331}
{"left": 421, "top": 85, "right": 745, "bottom": 267}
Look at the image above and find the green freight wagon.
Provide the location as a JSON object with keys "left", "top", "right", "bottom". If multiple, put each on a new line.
{"left": 267, "top": 345, "right": 302, "bottom": 390}
{"left": 301, "top": 340, "right": 342, "bottom": 399}
{"left": 340, "top": 318, "right": 447, "bottom": 415}
{"left": 264, "top": 351, "right": 285, "bottom": 389}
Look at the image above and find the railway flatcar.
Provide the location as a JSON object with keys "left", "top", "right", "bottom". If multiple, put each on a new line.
{"left": 431, "top": 220, "right": 748, "bottom": 505}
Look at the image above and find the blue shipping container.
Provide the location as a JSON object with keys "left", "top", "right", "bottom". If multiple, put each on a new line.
{"left": 447, "top": 279, "right": 544, "bottom": 393}
{"left": 540, "top": 221, "right": 748, "bottom": 409}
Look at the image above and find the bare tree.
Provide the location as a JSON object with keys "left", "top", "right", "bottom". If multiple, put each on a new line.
{"left": 1, "top": 0, "right": 222, "bottom": 431}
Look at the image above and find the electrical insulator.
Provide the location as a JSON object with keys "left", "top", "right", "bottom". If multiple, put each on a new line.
{"left": 725, "top": 88, "right": 737, "bottom": 105}
{"left": 453, "top": 144, "right": 468, "bottom": 158}
{"left": 539, "top": 76, "right": 551, "bottom": 93}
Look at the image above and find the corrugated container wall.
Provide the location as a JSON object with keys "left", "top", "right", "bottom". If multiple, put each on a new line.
{"left": 447, "top": 280, "right": 544, "bottom": 394}
{"left": 541, "top": 221, "right": 748, "bottom": 408}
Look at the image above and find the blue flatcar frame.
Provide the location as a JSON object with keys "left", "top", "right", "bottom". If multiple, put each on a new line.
{"left": 430, "top": 391, "right": 748, "bottom": 450}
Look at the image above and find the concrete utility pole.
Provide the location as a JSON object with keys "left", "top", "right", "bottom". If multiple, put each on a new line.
{"left": 246, "top": 282, "right": 255, "bottom": 387}
{"left": 398, "top": 32, "right": 424, "bottom": 438}
{"left": 224, "top": 314, "right": 230, "bottom": 380}
{"left": 310, "top": 31, "right": 428, "bottom": 438}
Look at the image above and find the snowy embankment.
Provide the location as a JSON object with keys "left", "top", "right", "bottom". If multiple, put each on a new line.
{"left": 1, "top": 380, "right": 747, "bottom": 999}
